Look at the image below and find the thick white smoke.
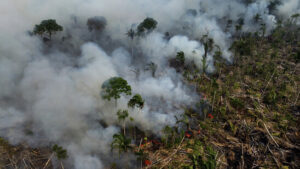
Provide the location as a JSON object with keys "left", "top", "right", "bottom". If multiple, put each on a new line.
{"left": 0, "top": 0, "right": 297, "bottom": 168}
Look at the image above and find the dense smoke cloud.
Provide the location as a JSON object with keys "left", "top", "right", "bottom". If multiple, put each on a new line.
{"left": 0, "top": 0, "right": 298, "bottom": 168}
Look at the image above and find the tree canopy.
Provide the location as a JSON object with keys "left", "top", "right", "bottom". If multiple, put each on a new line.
{"left": 117, "top": 109, "right": 129, "bottom": 122}
{"left": 33, "top": 19, "right": 63, "bottom": 39}
{"left": 176, "top": 51, "right": 185, "bottom": 64}
{"left": 128, "top": 94, "right": 144, "bottom": 109}
{"left": 101, "top": 77, "right": 132, "bottom": 101}
{"left": 137, "top": 17, "right": 157, "bottom": 35}
{"left": 111, "top": 133, "right": 131, "bottom": 155}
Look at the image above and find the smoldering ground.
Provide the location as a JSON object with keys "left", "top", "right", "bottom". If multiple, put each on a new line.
{"left": 0, "top": 0, "right": 299, "bottom": 168}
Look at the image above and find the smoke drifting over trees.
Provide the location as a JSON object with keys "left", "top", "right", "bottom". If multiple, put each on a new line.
{"left": 0, "top": 0, "right": 299, "bottom": 168}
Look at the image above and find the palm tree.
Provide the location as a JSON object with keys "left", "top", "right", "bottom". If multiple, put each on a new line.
{"left": 111, "top": 133, "right": 131, "bottom": 157}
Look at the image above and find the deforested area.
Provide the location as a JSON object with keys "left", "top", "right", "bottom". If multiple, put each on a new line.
{"left": 0, "top": 0, "right": 299, "bottom": 169}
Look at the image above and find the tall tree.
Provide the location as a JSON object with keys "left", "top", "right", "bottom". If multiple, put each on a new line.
{"left": 200, "top": 34, "right": 214, "bottom": 74}
{"left": 128, "top": 94, "right": 144, "bottom": 109}
{"left": 111, "top": 133, "right": 131, "bottom": 157}
{"left": 101, "top": 77, "right": 132, "bottom": 106}
{"left": 117, "top": 110, "right": 129, "bottom": 136}
{"left": 137, "top": 18, "right": 157, "bottom": 35}
{"left": 33, "top": 19, "right": 63, "bottom": 40}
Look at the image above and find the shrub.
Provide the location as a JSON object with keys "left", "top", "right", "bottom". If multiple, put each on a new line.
{"left": 52, "top": 144, "right": 68, "bottom": 159}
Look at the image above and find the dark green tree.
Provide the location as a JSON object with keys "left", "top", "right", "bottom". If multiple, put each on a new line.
{"left": 200, "top": 35, "right": 214, "bottom": 73}
{"left": 137, "top": 18, "right": 157, "bottom": 35}
{"left": 128, "top": 94, "right": 144, "bottom": 109}
{"left": 33, "top": 19, "right": 63, "bottom": 39}
{"left": 101, "top": 77, "right": 132, "bottom": 106}
{"left": 111, "top": 133, "right": 131, "bottom": 157}
{"left": 117, "top": 110, "right": 129, "bottom": 136}
{"left": 52, "top": 144, "right": 68, "bottom": 160}
{"left": 176, "top": 51, "right": 185, "bottom": 65}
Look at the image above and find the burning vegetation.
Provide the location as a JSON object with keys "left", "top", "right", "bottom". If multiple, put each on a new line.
{"left": 0, "top": 0, "right": 299, "bottom": 169}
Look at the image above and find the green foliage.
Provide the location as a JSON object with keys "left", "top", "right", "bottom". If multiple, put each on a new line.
{"left": 162, "top": 126, "right": 185, "bottom": 149}
{"left": 199, "top": 34, "right": 215, "bottom": 74}
{"left": 201, "top": 56, "right": 209, "bottom": 74}
{"left": 186, "top": 141, "right": 217, "bottom": 169}
{"left": 162, "top": 125, "right": 175, "bottom": 148}
{"left": 117, "top": 109, "right": 129, "bottom": 135}
{"left": 137, "top": 17, "right": 157, "bottom": 35}
{"left": 117, "top": 110, "right": 129, "bottom": 122}
{"left": 33, "top": 19, "right": 63, "bottom": 39}
{"left": 198, "top": 146, "right": 217, "bottom": 169}
{"left": 201, "top": 35, "right": 214, "bottom": 55}
{"left": 111, "top": 133, "right": 131, "bottom": 155}
{"left": 52, "top": 144, "right": 68, "bottom": 160}
{"left": 176, "top": 51, "right": 185, "bottom": 64}
{"left": 101, "top": 77, "right": 132, "bottom": 101}
{"left": 128, "top": 94, "right": 144, "bottom": 109}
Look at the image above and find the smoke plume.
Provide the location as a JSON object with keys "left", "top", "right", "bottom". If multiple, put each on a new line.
{"left": 0, "top": 0, "right": 298, "bottom": 168}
